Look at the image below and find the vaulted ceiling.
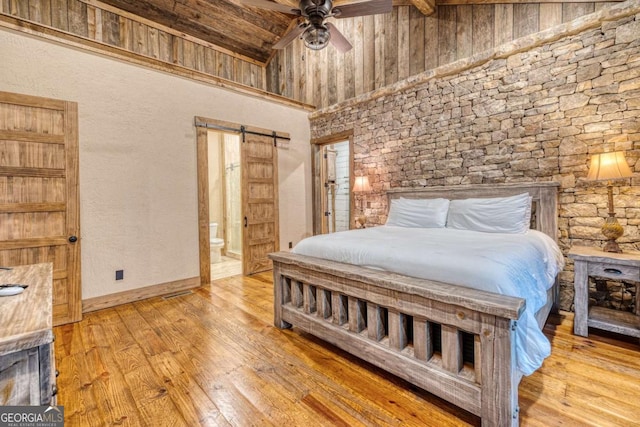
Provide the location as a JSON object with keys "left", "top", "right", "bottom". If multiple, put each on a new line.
{"left": 96, "top": 0, "right": 436, "bottom": 63}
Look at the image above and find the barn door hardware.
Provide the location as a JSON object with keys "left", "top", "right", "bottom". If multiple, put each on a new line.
{"left": 195, "top": 120, "right": 290, "bottom": 145}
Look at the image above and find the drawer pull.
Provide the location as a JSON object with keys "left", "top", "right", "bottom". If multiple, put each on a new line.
{"left": 603, "top": 268, "right": 622, "bottom": 275}
{"left": 51, "top": 385, "right": 58, "bottom": 396}
{"left": 55, "top": 370, "right": 60, "bottom": 377}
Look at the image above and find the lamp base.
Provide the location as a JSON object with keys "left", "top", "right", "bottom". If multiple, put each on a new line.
{"left": 601, "top": 215, "right": 624, "bottom": 253}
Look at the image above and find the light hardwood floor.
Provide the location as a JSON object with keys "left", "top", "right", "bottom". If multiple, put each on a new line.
{"left": 54, "top": 273, "right": 640, "bottom": 426}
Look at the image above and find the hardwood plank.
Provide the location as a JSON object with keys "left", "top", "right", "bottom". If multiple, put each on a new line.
{"left": 424, "top": 8, "right": 438, "bottom": 70}
{"left": 539, "top": 3, "right": 562, "bottom": 31}
{"left": 438, "top": 6, "right": 457, "bottom": 65}
{"left": 472, "top": 5, "right": 493, "bottom": 55}
{"left": 374, "top": 13, "right": 386, "bottom": 90}
{"left": 29, "top": 0, "right": 51, "bottom": 26}
{"left": 513, "top": 4, "right": 539, "bottom": 39}
{"left": 343, "top": 18, "right": 355, "bottom": 100}
{"left": 493, "top": 4, "right": 513, "bottom": 46}
{"left": 409, "top": 6, "right": 426, "bottom": 76}
{"left": 10, "top": 0, "right": 29, "bottom": 19}
{"left": 50, "top": 0, "right": 69, "bottom": 32}
{"left": 101, "top": 9, "right": 119, "bottom": 46}
{"left": 562, "top": 3, "right": 595, "bottom": 22}
{"left": 384, "top": 8, "right": 399, "bottom": 85}
{"left": 362, "top": 15, "right": 375, "bottom": 93}
{"left": 456, "top": 5, "right": 473, "bottom": 60}
{"left": 334, "top": 22, "right": 345, "bottom": 103}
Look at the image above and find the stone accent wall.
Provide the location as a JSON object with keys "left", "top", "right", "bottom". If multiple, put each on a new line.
{"left": 309, "top": 1, "right": 640, "bottom": 311}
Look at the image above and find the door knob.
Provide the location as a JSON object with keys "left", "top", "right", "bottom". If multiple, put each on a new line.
{"left": 68, "top": 236, "right": 78, "bottom": 243}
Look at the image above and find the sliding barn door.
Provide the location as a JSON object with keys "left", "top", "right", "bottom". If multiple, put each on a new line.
{"left": 0, "top": 91, "right": 81, "bottom": 325}
{"left": 242, "top": 134, "right": 279, "bottom": 275}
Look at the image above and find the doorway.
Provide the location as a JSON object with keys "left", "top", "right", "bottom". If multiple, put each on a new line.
{"left": 196, "top": 117, "right": 282, "bottom": 284}
{"left": 207, "top": 130, "right": 242, "bottom": 280}
{"left": 311, "top": 131, "right": 354, "bottom": 235}
{"left": 0, "top": 91, "right": 81, "bottom": 325}
{"left": 321, "top": 141, "right": 350, "bottom": 233}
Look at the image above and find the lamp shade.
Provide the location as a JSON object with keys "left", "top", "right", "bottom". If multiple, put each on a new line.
{"left": 587, "top": 151, "right": 633, "bottom": 181}
{"left": 353, "top": 176, "right": 371, "bottom": 192}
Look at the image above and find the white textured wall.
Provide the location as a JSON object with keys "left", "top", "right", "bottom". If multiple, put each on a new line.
{"left": 0, "top": 28, "right": 312, "bottom": 299}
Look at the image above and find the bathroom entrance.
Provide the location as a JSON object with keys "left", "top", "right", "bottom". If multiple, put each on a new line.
{"left": 207, "top": 130, "right": 243, "bottom": 279}
{"left": 321, "top": 140, "right": 351, "bottom": 233}
{"left": 196, "top": 116, "right": 282, "bottom": 283}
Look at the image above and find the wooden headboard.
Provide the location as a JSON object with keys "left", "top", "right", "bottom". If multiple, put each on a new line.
{"left": 386, "top": 182, "right": 560, "bottom": 241}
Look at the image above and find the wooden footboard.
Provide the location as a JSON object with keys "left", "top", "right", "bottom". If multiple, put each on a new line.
{"left": 270, "top": 252, "right": 526, "bottom": 427}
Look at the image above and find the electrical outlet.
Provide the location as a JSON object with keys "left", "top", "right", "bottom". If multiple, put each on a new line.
{"left": 289, "top": 241, "right": 293, "bottom": 249}
{"left": 115, "top": 270, "right": 124, "bottom": 280}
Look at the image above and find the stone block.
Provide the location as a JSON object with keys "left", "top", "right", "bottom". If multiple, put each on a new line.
{"left": 619, "top": 77, "right": 640, "bottom": 93}
{"left": 616, "top": 20, "right": 640, "bottom": 44}
{"left": 559, "top": 93, "right": 590, "bottom": 110}
{"left": 584, "top": 122, "right": 611, "bottom": 133}
{"left": 562, "top": 202, "right": 599, "bottom": 218}
{"left": 577, "top": 63, "right": 602, "bottom": 82}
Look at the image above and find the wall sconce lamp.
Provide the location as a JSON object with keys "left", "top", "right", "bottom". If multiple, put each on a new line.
{"left": 587, "top": 150, "right": 634, "bottom": 253}
{"left": 353, "top": 176, "right": 371, "bottom": 229}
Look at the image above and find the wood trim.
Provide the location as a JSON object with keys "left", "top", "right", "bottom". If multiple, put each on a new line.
{"left": 0, "top": 91, "right": 66, "bottom": 110}
{"left": 310, "top": 130, "right": 354, "bottom": 146}
{"left": 196, "top": 126, "right": 211, "bottom": 286}
{"left": 0, "top": 15, "right": 315, "bottom": 112}
{"left": 0, "top": 130, "right": 65, "bottom": 144}
{"left": 0, "top": 203, "right": 66, "bottom": 213}
{"left": 64, "top": 100, "right": 82, "bottom": 323}
{"left": 82, "top": 276, "right": 200, "bottom": 313}
{"left": 311, "top": 130, "right": 355, "bottom": 235}
{"left": 0, "top": 167, "right": 65, "bottom": 178}
{"left": 0, "top": 237, "right": 68, "bottom": 250}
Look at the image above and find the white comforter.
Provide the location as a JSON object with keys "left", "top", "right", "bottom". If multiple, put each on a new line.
{"left": 292, "top": 226, "right": 564, "bottom": 375}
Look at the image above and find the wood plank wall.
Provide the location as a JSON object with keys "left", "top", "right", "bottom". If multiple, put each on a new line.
{"left": 0, "top": 0, "right": 265, "bottom": 90}
{"left": 267, "top": 2, "right": 617, "bottom": 109}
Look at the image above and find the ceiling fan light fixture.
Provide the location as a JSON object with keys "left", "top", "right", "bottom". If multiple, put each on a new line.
{"left": 303, "top": 26, "right": 331, "bottom": 50}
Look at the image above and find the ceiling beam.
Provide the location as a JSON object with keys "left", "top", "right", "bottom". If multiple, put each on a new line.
{"left": 409, "top": 0, "right": 435, "bottom": 15}
{"left": 392, "top": 0, "right": 435, "bottom": 15}
{"left": 273, "top": 0, "right": 299, "bottom": 8}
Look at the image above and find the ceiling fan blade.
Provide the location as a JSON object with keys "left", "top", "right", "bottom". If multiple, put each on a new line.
{"left": 332, "top": 0, "right": 392, "bottom": 18}
{"left": 326, "top": 23, "right": 352, "bottom": 53}
{"left": 239, "top": 0, "right": 300, "bottom": 15}
{"left": 273, "top": 23, "right": 307, "bottom": 49}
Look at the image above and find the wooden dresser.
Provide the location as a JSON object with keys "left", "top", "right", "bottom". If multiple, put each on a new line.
{"left": 0, "top": 263, "right": 57, "bottom": 405}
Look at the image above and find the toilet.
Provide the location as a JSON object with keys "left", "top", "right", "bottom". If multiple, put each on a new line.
{"left": 209, "top": 223, "right": 225, "bottom": 263}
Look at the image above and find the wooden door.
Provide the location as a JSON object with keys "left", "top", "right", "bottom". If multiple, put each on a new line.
{"left": 242, "top": 133, "right": 279, "bottom": 275}
{"left": 0, "top": 91, "right": 81, "bottom": 325}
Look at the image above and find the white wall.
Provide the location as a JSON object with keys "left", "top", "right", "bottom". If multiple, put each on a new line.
{"left": 0, "top": 27, "right": 312, "bottom": 299}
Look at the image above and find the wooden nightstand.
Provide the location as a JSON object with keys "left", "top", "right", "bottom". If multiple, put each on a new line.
{"left": 568, "top": 246, "right": 640, "bottom": 338}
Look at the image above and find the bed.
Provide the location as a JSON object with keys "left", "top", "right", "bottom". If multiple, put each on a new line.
{"left": 269, "top": 182, "right": 561, "bottom": 426}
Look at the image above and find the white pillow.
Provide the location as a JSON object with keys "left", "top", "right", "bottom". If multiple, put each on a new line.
{"left": 386, "top": 198, "right": 450, "bottom": 228}
{"left": 446, "top": 193, "right": 532, "bottom": 234}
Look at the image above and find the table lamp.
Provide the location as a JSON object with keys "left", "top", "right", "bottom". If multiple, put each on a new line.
{"left": 353, "top": 176, "right": 371, "bottom": 228}
{"left": 587, "top": 151, "right": 634, "bottom": 253}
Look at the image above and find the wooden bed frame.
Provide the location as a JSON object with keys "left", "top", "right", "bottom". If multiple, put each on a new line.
{"left": 269, "top": 182, "right": 560, "bottom": 426}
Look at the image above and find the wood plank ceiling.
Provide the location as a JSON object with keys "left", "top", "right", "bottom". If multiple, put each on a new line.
{"left": 96, "top": 0, "right": 436, "bottom": 63}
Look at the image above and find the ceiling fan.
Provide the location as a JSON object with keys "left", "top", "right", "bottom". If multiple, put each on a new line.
{"left": 241, "top": 0, "right": 392, "bottom": 53}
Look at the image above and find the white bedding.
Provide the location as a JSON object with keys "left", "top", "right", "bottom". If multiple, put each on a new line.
{"left": 292, "top": 226, "right": 565, "bottom": 375}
